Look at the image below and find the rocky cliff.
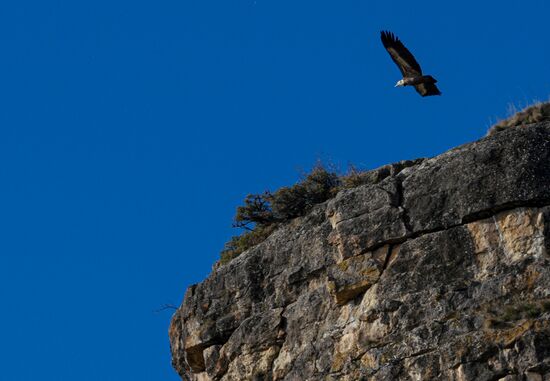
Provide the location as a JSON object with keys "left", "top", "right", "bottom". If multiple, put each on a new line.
{"left": 169, "top": 123, "right": 550, "bottom": 381}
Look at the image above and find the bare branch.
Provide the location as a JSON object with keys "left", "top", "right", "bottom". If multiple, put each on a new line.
{"left": 153, "top": 303, "right": 178, "bottom": 313}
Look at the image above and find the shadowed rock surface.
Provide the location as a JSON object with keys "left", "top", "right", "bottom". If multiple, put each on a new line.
{"left": 169, "top": 123, "right": 550, "bottom": 381}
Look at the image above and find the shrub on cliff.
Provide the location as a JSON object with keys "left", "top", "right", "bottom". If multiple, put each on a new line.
{"left": 271, "top": 166, "right": 340, "bottom": 220}
{"left": 233, "top": 192, "right": 275, "bottom": 230}
{"left": 340, "top": 165, "right": 375, "bottom": 189}
{"left": 488, "top": 100, "right": 550, "bottom": 135}
{"left": 220, "top": 165, "right": 340, "bottom": 264}
{"left": 220, "top": 224, "right": 277, "bottom": 265}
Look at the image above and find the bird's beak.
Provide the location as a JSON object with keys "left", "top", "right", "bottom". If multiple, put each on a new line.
{"left": 394, "top": 83, "right": 399, "bottom": 87}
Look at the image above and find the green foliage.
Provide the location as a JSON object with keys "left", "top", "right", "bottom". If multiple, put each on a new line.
{"left": 271, "top": 166, "right": 340, "bottom": 220}
{"left": 219, "top": 161, "right": 429, "bottom": 264}
{"left": 233, "top": 192, "right": 275, "bottom": 230}
{"left": 220, "top": 224, "right": 277, "bottom": 265}
{"left": 220, "top": 165, "right": 341, "bottom": 265}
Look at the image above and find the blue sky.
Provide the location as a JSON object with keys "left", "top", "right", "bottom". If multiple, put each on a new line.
{"left": 1, "top": 0, "right": 549, "bottom": 379}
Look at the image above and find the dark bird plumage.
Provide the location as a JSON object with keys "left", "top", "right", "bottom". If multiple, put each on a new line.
{"left": 380, "top": 31, "right": 441, "bottom": 97}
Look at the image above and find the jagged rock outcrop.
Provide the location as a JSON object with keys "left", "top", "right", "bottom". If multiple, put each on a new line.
{"left": 169, "top": 123, "right": 550, "bottom": 381}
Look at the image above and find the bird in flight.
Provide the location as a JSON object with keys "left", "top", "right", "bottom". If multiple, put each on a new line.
{"left": 380, "top": 31, "right": 441, "bottom": 97}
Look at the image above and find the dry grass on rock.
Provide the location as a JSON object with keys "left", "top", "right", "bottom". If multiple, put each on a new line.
{"left": 488, "top": 101, "right": 550, "bottom": 135}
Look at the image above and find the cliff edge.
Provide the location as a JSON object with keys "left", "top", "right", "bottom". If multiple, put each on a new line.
{"left": 170, "top": 123, "right": 550, "bottom": 381}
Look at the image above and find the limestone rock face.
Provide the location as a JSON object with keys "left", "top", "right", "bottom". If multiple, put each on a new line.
{"left": 169, "top": 123, "right": 550, "bottom": 381}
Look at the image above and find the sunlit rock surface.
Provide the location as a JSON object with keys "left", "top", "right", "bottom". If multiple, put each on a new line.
{"left": 170, "top": 123, "right": 550, "bottom": 381}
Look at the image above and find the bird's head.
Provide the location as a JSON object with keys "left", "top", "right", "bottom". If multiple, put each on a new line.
{"left": 394, "top": 79, "right": 405, "bottom": 87}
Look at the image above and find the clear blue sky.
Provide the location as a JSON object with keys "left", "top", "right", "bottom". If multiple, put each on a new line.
{"left": 1, "top": 0, "right": 548, "bottom": 379}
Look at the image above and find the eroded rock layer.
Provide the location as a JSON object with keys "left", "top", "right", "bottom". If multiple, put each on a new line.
{"left": 170, "top": 123, "right": 550, "bottom": 381}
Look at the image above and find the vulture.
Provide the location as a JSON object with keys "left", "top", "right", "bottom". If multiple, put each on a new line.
{"left": 380, "top": 31, "right": 441, "bottom": 97}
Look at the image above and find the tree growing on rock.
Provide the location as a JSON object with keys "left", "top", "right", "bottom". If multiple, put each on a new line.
{"left": 233, "top": 192, "right": 276, "bottom": 231}
{"left": 220, "top": 165, "right": 341, "bottom": 265}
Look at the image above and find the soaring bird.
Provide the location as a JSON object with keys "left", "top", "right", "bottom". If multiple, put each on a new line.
{"left": 380, "top": 31, "right": 441, "bottom": 97}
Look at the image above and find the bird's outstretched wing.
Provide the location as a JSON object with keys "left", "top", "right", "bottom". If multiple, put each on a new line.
{"left": 414, "top": 82, "right": 441, "bottom": 97}
{"left": 380, "top": 31, "right": 422, "bottom": 77}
